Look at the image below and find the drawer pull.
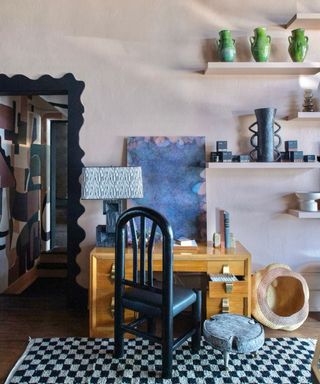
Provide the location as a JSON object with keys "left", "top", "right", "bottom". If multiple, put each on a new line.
{"left": 110, "top": 264, "right": 115, "bottom": 280}
{"left": 110, "top": 296, "right": 115, "bottom": 318}
{"left": 222, "top": 265, "right": 230, "bottom": 274}
{"left": 222, "top": 298, "right": 229, "bottom": 313}
{"left": 225, "top": 282, "right": 233, "bottom": 293}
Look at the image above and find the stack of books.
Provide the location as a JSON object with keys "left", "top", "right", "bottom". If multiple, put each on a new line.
{"left": 174, "top": 237, "right": 198, "bottom": 247}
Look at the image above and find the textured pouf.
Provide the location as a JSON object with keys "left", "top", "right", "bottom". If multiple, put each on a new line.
{"left": 203, "top": 313, "right": 265, "bottom": 369}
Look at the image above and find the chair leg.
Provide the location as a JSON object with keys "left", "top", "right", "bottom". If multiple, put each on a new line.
{"left": 191, "top": 290, "right": 201, "bottom": 353}
{"left": 162, "top": 311, "right": 173, "bottom": 379}
{"left": 114, "top": 301, "right": 124, "bottom": 358}
{"left": 162, "top": 339, "right": 173, "bottom": 379}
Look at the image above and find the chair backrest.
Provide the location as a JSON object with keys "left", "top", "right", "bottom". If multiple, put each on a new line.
{"left": 115, "top": 206, "right": 174, "bottom": 308}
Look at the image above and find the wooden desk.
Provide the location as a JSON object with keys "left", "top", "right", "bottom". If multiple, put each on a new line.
{"left": 89, "top": 242, "right": 251, "bottom": 337}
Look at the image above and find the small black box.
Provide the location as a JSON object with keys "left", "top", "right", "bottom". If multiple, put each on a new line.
{"left": 239, "top": 154, "right": 250, "bottom": 162}
{"left": 216, "top": 141, "right": 228, "bottom": 152}
{"left": 210, "top": 152, "right": 219, "bottom": 162}
{"left": 218, "top": 151, "right": 232, "bottom": 162}
{"left": 285, "top": 140, "right": 298, "bottom": 152}
{"left": 233, "top": 154, "right": 250, "bottom": 162}
{"left": 303, "top": 155, "right": 316, "bottom": 162}
{"left": 280, "top": 152, "right": 289, "bottom": 161}
{"left": 232, "top": 155, "right": 240, "bottom": 162}
{"left": 290, "top": 150, "right": 303, "bottom": 162}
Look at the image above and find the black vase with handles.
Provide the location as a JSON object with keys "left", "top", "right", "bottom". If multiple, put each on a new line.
{"left": 249, "top": 108, "right": 282, "bottom": 162}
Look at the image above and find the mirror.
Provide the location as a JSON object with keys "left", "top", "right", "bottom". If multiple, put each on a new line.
{"left": 0, "top": 74, "right": 86, "bottom": 307}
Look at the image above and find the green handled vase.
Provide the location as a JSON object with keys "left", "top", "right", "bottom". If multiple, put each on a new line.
{"left": 250, "top": 27, "right": 271, "bottom": 62}
{"left": 288, "top": 28, "right": 308, "bottom": 62}
{"left": 217, "top": 30, "right": 236, "bottom": 62}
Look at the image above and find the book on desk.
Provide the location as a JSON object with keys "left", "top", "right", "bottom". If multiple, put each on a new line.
{"left": 174, "top": 237, "right": 198, "bottom": 247}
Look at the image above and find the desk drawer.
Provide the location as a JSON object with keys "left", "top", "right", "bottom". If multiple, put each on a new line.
{"left": 206, "top": 297, "right": 247, "bottom": 317}
{"left": 207, "top": 261, "right": 244, "bottom": 275}
{"left": 208, "top": 281, "right": 248, "bottom": 298}
{"left": 93, "top": 259, "right": 114, "bottom": 290}
{"left": 92, "top": 290, "right": 135, "bottom": 329}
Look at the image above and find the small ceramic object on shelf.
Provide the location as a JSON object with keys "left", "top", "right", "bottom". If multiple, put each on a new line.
{"left": 288, "top": 28, "right": 308, "bottom": 63}
{"left": 295, "top": 192, "right": 320, "bottom": 211}
{"left": 303, "top": 89, "right": 314, "bottom": 112}
{"left": 217, "top": 30, "right": 236, "bottom": 62}
{"left": 250, "top": 27, "right": 271, "bottom": 62}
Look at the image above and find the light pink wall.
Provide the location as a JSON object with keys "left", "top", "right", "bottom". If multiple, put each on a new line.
{"left": 1, "top": 0, "right": 320, "bottom": 306}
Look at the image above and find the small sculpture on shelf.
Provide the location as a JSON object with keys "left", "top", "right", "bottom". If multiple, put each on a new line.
{"left": 303, "top": 89, "right": 315, "bottom": 112}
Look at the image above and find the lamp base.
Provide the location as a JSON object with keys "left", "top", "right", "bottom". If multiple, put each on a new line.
{"left": 103, "top": 200, "right": 123, "bottom": 233}
{"left": 96, "top": 225, "right": 116, "bottom": 247}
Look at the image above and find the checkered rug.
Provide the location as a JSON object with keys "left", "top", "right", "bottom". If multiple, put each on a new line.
{"left": 5, "top": 337, "right": 315, "bottom": 383}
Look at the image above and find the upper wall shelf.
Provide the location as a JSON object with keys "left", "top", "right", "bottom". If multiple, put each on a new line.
{"left": 285, "top": 13, "right": 320, "bottom": 29}
{"left": 205, "top": 62, "right": 320, "bottom": 75}
{"left": 207, "top": 162, "right": 320, "bottom": 169}
{"left": 287, "top": 112, "right": 320, "bottom": 121}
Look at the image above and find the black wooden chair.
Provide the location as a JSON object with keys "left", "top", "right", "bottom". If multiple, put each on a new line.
{"left": 113, "top": 206, "right": 201, "bottom": 379}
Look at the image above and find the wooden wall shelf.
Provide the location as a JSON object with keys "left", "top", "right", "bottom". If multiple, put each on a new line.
{"left": 207, "top": 162, "right": 320, "bottom": 169}
{"left": 285, "top": 13, "right": 320, "bottom": 29}
{"left": 288, "top": 209, "right": 320, "bottom": 219}
{"left": 205, "top": 62, "right": 320, "bottom": 75}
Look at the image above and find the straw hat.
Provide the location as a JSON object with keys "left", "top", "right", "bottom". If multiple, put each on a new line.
{"left": 252, "top": 263, "right": 309, "bottom": 331}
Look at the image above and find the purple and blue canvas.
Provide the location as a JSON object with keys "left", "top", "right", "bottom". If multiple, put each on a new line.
{"left": 127, "top": 136, "right": 206, "bottom": 241}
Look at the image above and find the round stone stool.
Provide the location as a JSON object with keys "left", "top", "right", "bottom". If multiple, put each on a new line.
{"left": 203, "top": 314, "right": 265, "bottom": 369}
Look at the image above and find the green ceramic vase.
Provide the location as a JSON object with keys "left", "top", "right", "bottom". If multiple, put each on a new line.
{"left": 250, "top": 27, "right": 271, "bottom": 62}
{"left": 217, "top": 30, "right": 236, "bottom": 62}
{"left": 288, "top": 28, "right": 308, "bottom": 62}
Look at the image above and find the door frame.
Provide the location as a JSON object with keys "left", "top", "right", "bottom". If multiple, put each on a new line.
{"left": 0, "top": 73, "right": 86, "bottom": 308}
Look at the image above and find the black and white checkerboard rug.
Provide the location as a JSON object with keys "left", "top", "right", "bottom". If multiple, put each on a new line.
{"left": 5, "top": 337, "right": 315, "bottom": 383}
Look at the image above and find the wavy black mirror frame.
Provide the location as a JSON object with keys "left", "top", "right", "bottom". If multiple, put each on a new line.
{"left": 0, "top": 73, "right": 86, "bottom": 308}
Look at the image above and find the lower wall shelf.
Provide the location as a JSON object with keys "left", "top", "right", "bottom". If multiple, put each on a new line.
{"left": 288, "top": 209, "right": 320, "bottom": 218}
{"left": 207, "top": 162, "right": 320, "bottom": 169}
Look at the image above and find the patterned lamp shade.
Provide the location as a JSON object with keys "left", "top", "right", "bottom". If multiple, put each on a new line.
{"left": 81, "top": 166, "right": 143, "bottom": 200}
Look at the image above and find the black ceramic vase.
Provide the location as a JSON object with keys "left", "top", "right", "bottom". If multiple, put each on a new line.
{"left": 249, "top": 108, "right": 282, "bottom": 162}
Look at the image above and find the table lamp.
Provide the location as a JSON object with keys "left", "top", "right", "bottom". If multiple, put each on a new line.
{"left": 81, "top": 166, "right": 143, "bottom": 246}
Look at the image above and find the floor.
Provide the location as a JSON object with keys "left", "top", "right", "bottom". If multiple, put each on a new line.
{"left": 0, "top": 278, "right": 319, "bottom": 383}
{"left": 0, "top": 278, "right": 88, "bottom": 383}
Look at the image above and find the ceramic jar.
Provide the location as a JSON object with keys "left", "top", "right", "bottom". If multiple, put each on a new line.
{"left": 295, "top": 192, "right": 320, "bottom": 212}
{"left": 217, "top": 30, "right": 236, "bottom": 62}
{"left": 248, "top": 107, "right": 282, "bottom": 162}
{"left": 288, "top": 28, "right": 308, "bottom": 62}
{"left": 250, "top": 27, "right": 271, "bottom": 62}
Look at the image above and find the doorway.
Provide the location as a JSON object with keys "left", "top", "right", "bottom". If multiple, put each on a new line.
{"left": 50, "top": 120, "right": 68, "bottom": 252}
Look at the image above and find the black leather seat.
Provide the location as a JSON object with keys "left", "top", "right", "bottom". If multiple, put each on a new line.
{"left": 123, "top": 285, "right": 197, "bottom": 317}
{"left": 113, "top": 206, "right": 201, "bottom": 379}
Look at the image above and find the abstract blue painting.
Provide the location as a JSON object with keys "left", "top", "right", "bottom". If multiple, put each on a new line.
{"left": 127, "top": 136, "right": 206, "bottom": 241}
